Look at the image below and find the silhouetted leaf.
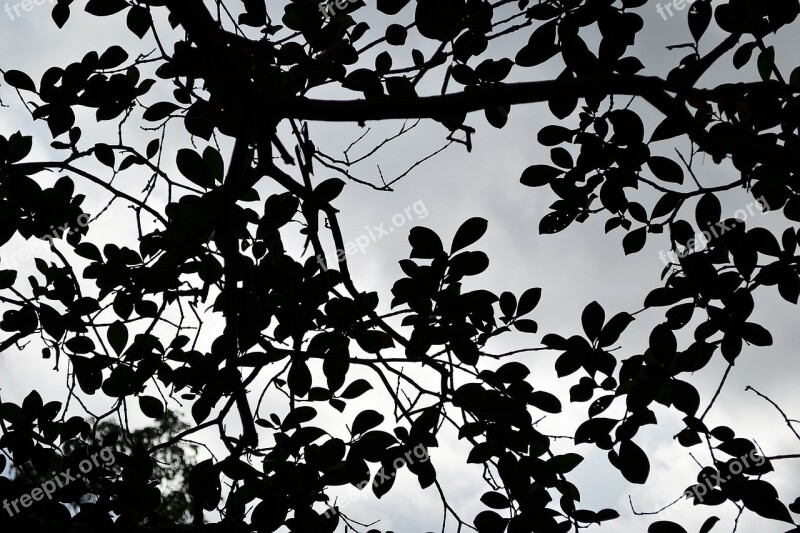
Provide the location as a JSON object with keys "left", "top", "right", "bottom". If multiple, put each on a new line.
{"left": 648, "top": 156, "right": 684, "bottom": 184}
{"left": 540, "top": 210, "right": 577, "bottom": 234}
{"left": 139, "top": 395, "right": 164, "bottom": 419}
{"left": 612, "top": 440, "right": 650, "bottom": 484}
{"left": 85, "top": 0, "right": 128, "bottom": 16}
{"left": 689, "top": 0, "right": 712, "bottom": 42}
{"left": 451, "top": 217, "right": 488, "bottom": 253}
{"left": 409, "top": 226, "right": 444, "bottom": 258}
{"left": 4, "top": 70, "right": 35, "bottom": 92}
{"left": 351, "top": 410, "right": 384, "bottom": 435}
{"left": 623, "top": 227, "right": 647, "bottom": 255}
{"left": 699, "top": 516, "right": 720, "bottom": 533}
{"left": 341, "top": 379, "right": 372, "bottom": 399}
{"left": 648, "top": 522, "right": 688, "bottom": 533}
{"left": 107, "top": 320, "right": 128, "bottom": 355}
{"left": 314, "top": 178, "right": 346, "bottom": 203}
{"left": 598, "top": 312, "right": 634, "bottom": 347}
{"left": 288, "top": 359, "right": 312, "bottom": 397}
{"left": 582, "top": 301, "right": 605, "bottom": 341}
{"left": 520, "top": 164, "right": 562, "bottom": 187}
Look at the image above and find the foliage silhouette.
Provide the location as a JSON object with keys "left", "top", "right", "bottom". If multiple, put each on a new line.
{"left": 0, "top": 0, "right": 799, "bottom": 532}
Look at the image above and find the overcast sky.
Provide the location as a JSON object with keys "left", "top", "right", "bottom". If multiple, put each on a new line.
{"left": 1, "top": 1, "right": 798, "bottom": 532}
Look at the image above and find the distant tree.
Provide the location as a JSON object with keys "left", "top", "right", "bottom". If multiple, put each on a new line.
{"left": 1, "top": 405, "right": 195, "bottom": 525}
{"left": 90, "top": 410, "right": 198, "bottom": 524}
{"left": 0, "top": 1, "right": 799, "bottom": 533}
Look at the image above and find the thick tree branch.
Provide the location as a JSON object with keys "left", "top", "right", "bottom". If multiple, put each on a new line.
{"left": 267, "top": 75, "right": 797, "bottom": 121}
{"left": 267, "top": 75, "right": 797, "bottom": 162}
{"left": 214, "top": 137, "right": 259, "bottom": 449}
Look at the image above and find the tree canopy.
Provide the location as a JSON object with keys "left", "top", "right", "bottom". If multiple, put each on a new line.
{"left": 1, "top": 0, "right": 800, "bottom": 532}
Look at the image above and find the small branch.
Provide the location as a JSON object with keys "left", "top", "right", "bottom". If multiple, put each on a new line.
{"left": 746, "top": 386, "right": 800, "bottom": 442}
{"left": 700, "top": 363, "right": 733, "bottom": 421}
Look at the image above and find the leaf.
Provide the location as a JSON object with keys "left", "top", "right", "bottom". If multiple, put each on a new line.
{"left": 0, "top": 270, "right": 17, "bottom": 290}
{"left": 733, "top": 43, "right": 757, "bottom": 70}
{"left": 372, "top": 462, "right": 397, "bottom": 498}
{"left": 650, "top": 116, "right": 684, "bottom": 143}
{"left": 589, "top": 395, "right": 615, "bottom": 417}
{"left": 485, "top": 105, "right": 510, "bottom": 129}
{"left": 52, "top": 2, "right": 70, "bottom": 27}
{"left": 598, "top": 312, "right": 634, "bottom": 347}
{"left": 688, "top": 0, "right": 712, "bottom": 42}
{"left": 288, "top": 359, "right": 312, "bottom": 397}
{"left": 314, "top": 178, "right": 346, "bottom": 203}
{"left": 188, "top": 459, "right": 221, "bottom": 511}
{"left": 99, "top": 45, "right": 129, "bottom": 69}
{"left": 176, "top": 148, "right": 213, "bottom": 188}
{"left": 355, "top": 330, "right": 395, "bottom": 354}
{"left": 623, "top": 227, "right": 647, "bottom": 255}
{"left": 581, "top": 301, "right": 605, "bottom": 341}
{"left": 499, "top": 291, "right": 516, "bottom": 317}
{"left": 696, "top": 193, "right": 721, "bottom": 228}
{"left": 699, "top": 516, "right": 720, "bottom": 533}
{"left": 758, "top": 46, "right": 776, "bottom": 81}
{"left": 517, "top": 287, "right": 542, "bottom": 315}
{"left": 138, "top": 395, "right": 164, "bottom": 419}
{"left": 409, "top": 226, "right": 444, "bottom": 258}
{"left": 741, "top": 322, "right": 772, "bottom": 346}
{"left": 451, "top": 217, "right": 488, "bottom": 253}
{"left": 520, "top": 164, "right": 562, "bottom": 187}
{"left": 66, "top": 336, "right": 95, "bottom": 354}
{"left": 377, "top": 0, "right": 411, "bottom": 15}
{"left": 548, "top": 453, "right": 584, "bottom": 474}
{"left": 514, "top": 319, "right": 538, "bottom": 333}
{"left": 4, "top": 70, "right": 36, "bottom": 92}
{"left": 648, "top": 156, "right": 684, "bottom": 184}
{"left": 597, "top": 508, "right": 620, "bottom": 521}
{"left": 127, "top": 6, "right": 152, "bottom": 38}
{"left": 530, "top": 391, "right": 562, "bottom": 413}
{"left": 93, "top": 143, "right": 115, "bottom": 168}
{"left": 107, "top": 321, "right": 129, "bottom": 355}
{"left": 251, "top": 499, "right": 289, "bottom": 532}
{"left": 203, "top": 146, "right": 224, "bottom": 183}
{"left": 192, "top": 396, "right": 212, "bottom": 424}
{"left": 85, "top": 0, "right": 129, "bottom": 17}
{"left": 281, "top": 406, "right": 317, "bottom": 430}
{"left": 386, "top": 24, "right": 408, "bottom": 45}
{"left": 22, "top": 391, "right": 42, "bottom": 418}
{"left": 340, "top": 379, "right": 372, "bottom": 399}
{"left": 143, "top": 101, "right": 180, "bottom": 121}
{"left": 351, "top": 410, "right": 384, "bottom": 435}
{"left": 480, "top": 491, "right": 510, "bottom": 509}
{"left": 539, "top": 209, "right": 577, "bottom": 234}
{"left": 474, "top": 510, "right": 508, "bottom": 533}
{"left": 609, "top": 109, "right": 644, "bottom": 145}
{"left": 614, "top": 440, "right": 650, "bottom": 484}
{"left": 448, "top": 251, "right": 489, "bottom": 277}
{"left": 742, "top": 483, "right": 793, "bottom": 522}
{"left": 515, "top": 21, "right": 558, "bottom": 67}
{"left": 647, "top": 521, "right": 688, "bottom": 533}
{"left": 415, "top": 0, "right": 466, "bottom": 41}
{"left": 717, "top": 438, "right": 755, "bottom": 457}
{"left": 671, "top": 380, "right": 700, "bottom": 416}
